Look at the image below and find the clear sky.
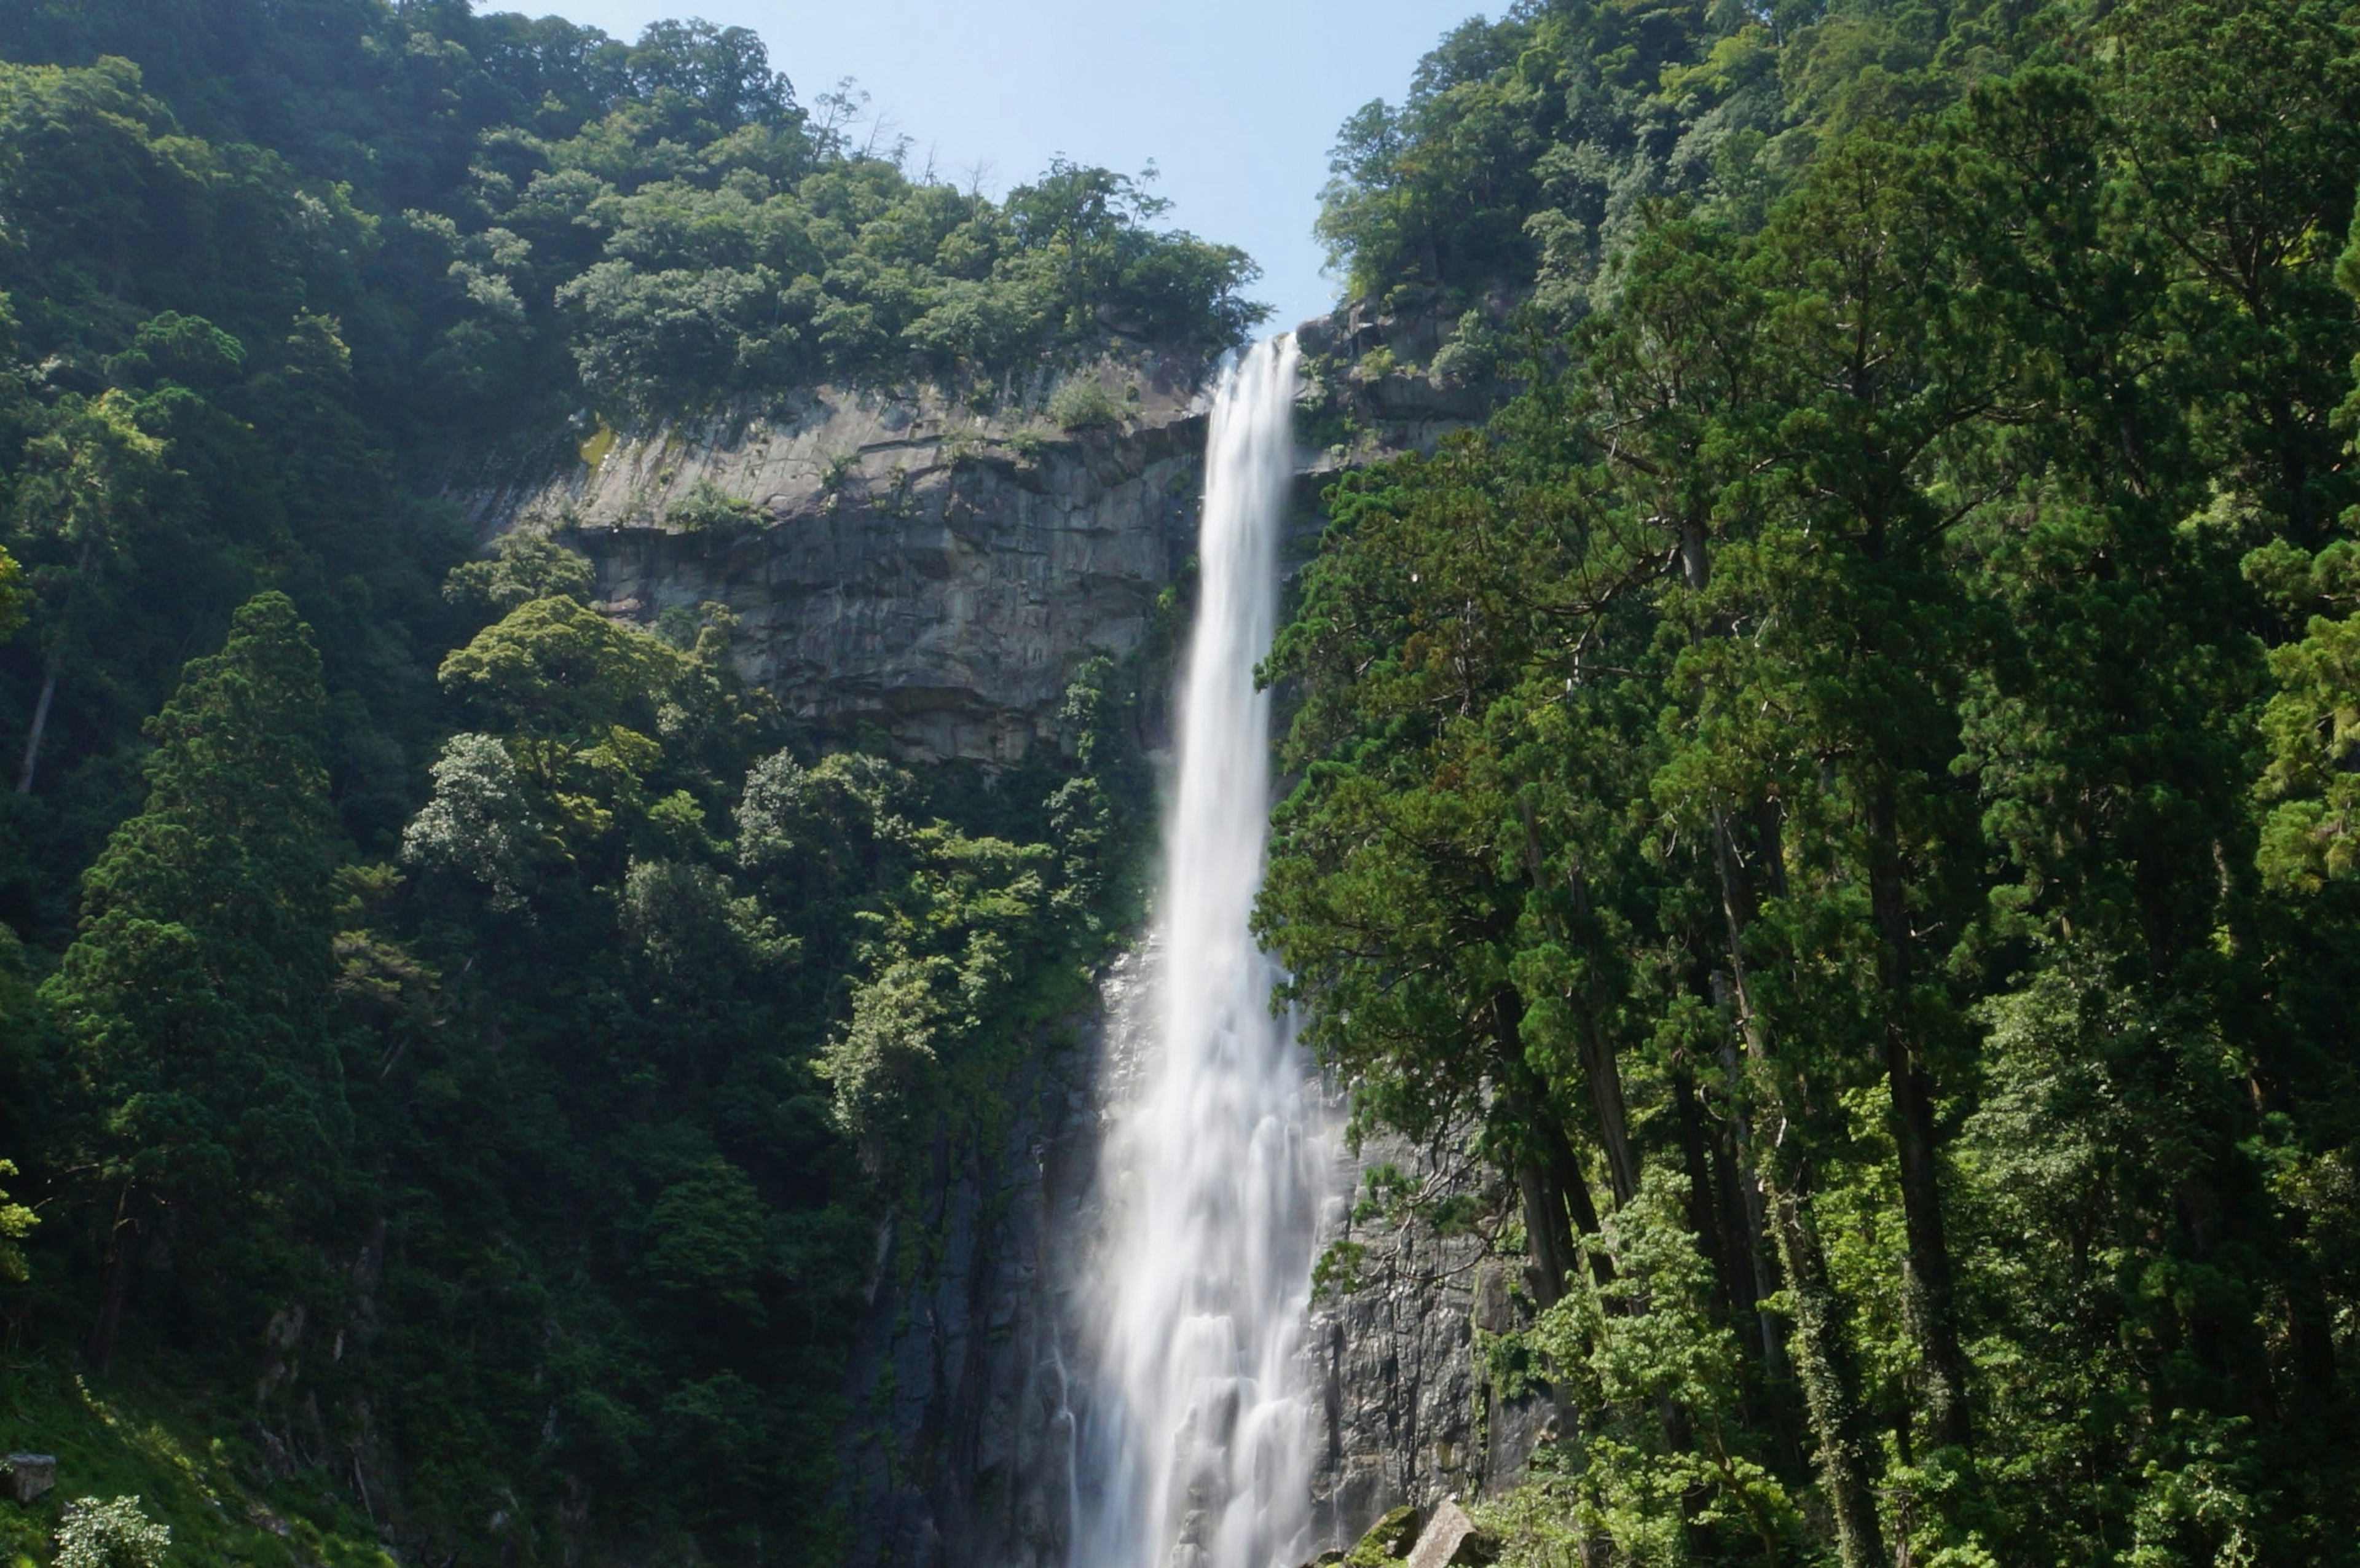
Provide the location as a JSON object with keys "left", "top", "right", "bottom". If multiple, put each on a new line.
{"left": 508, "top": 0, "right": 1488, "bottom": 329}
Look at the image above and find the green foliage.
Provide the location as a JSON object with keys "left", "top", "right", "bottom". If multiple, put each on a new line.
{"left": 2256, "top": 606, "right": 2360, "bottom": 890}
{"left": 0, "top": 1155, "right": 32, "bottom": 1282}
{"left": 1315, "top": 0, "right": 2043, "bottom": 328}
{"left": 40, "top": 592, "right": 340, "bottom": 1357}
{"left": 0, "top": 2, "right": 1170, "bottom": 1563}
{"left": 442, "top": 531, "right": 597, "bottom": 613}
{"left": 666, "top": 477, "right": 762, "bottom": 531}
{"left": 1046, "top": 375, "right": 1122, "bottom": 431}
{"left": 1272, "top": 1, "right": 2360, "bottom": 1562}
{"left": 399, "top": 731, "right": 543, "bottom": 911}
{"left": 1341, "top": 1504, "right": 1421, "bottom": 1567}
{"left": 53, "top": 1498, "right": 168, "bottom": 1568}
{"left": 1525, "top": 1171, "right": 1804, "bottom": 1564}
{"left": 820, "top": 819, "right": 1052, "bottom": 1161}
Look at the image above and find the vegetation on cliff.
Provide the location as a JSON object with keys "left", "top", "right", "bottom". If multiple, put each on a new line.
{"left": 1270, "top": 0, "right": 2360, "bottom": 1562}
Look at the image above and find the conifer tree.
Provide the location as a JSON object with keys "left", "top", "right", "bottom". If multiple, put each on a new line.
{"left": 42, "top": 590, "right": 342, "bottom": 1371}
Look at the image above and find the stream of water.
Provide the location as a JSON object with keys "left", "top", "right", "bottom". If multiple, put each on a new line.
{"left": 1074, "top": 335, "right": 1326, "bottom": 1568}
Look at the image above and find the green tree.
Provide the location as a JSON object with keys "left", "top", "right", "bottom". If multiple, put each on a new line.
{"left": 0, "top": 1156, "right": 33, "bottom": 1283}
{"left": 9, "top": 390, "right": 167, "bottom": 795}
{"left": 41, "top": 591, "right": 340, "bottom": 1371}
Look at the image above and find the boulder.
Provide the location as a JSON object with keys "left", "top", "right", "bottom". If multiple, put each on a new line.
{"left": 1404, "top": 1497, "right": 1497, "bottom": 1568}
{"left": 5, "top": 1454, "right": 57, "bottom": 1503}
{"left": 1340, "top": 1504, "right": 1423, "bottom": 1566}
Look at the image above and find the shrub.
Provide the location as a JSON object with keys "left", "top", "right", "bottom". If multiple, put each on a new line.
{"left": 55, "top": 1497, "right": 171, "bottom": 1568}
{"left": 667, "top": 477, "right": 763, "bottom": 532}
{"left": 1047, "top": 377, "right": 1122, "bottom": 431}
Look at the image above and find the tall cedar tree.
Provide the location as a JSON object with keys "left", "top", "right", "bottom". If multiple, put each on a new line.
{"left": 42, "top": 590, "right": 339, "bottom": 1371}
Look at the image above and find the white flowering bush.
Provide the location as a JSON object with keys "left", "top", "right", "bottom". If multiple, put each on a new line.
{"left": 54, "top": 1496, "right": 171, "bottom": 1568}
{"left": 399, "top": 732, "right": 538, "bottom": 911}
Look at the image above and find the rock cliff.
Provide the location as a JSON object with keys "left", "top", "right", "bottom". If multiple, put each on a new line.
{"left": 447, "top": 315, "right": 1489, "bottom": 770}
{"left": 450, "top": 361, "right": 1214, "bottom": 764}
{"left": 1303, "top": 1134, "right": 1551, "bottom": 1553}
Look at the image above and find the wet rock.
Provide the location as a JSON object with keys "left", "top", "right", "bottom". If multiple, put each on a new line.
{"left": 1470, "top": 1263, "right": 1515, "bottom": 1335}
{"left": 830, "top": 955, "right": 1130, "bottom": 1568}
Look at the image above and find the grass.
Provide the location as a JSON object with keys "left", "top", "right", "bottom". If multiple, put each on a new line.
{"left": 575, "top": 418, "right": 618, "bottom": 471}
{"left": 0, "top": 1352, "right": 395, "bottom": 1568}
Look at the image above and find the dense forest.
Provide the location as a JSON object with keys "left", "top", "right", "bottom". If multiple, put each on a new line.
{"left": 1268, "top": 0, "right": 2360, "bottom": 1562}
{"left": 0, "top": 1, "right": 1233, "bottom": 1562}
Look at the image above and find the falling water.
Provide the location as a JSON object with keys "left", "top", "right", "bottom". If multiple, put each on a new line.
{"left": 1075, "top": 335, "right": 1324, "bottom": 1568}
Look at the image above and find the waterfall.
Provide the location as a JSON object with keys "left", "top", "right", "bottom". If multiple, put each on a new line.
{"left": 1075, "top": 335, "right": 1325, "bottom": 1568}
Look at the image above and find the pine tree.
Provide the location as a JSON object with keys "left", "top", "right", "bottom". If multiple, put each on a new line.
{"left": 42, "top": 590, "right": 343, "bottom": 1371}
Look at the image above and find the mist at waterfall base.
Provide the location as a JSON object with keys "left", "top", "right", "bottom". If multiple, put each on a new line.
{"left": 1072, "top": 337, "right": 1328, "bottom": 1568}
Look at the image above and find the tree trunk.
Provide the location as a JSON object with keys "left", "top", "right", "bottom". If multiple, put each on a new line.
{"left": 15, "top": 662, "right": 56, "bottom": 796}
{"left": 1865, "top": 774, "right": 1973, "bottom": 1452}
{"left": 1576, "top": 1011, "right": 1639, "bottom": 1208}
{"left": 1497, "top": 989, "right": 1615, "bottom": 1299}
{"left": 1541, "top": 1112, "right": 1615, "bottom": 1287}
{"left": 1713, "top": 811, "right": 1887, "bottom": 1568}
{"left": 1517, "top": 1159, "right": 1578, "bottom": 1310}
{"left": 1671, "top": 1068, "right": 1736, "bottom": 1319}
{"left": 1711, "top": 981, "right": 1788, "bottom": 1381}
{"left": 1497, "top": 989, "right": 1581, "bottom": 1311}
{"left": 1518, "top": 802, "right": 1642, "bottom": 1209}
{"left": 1763, "top": 1163, "right": 1887, "bottom": 1568}
{"left": 87, "top": 1193, "right": 136, "bottom": 1374}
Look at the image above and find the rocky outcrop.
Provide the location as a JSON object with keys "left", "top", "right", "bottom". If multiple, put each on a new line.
{"left": 1292, "top": 307, "right": 1498, "bottom": 479}
{"left": 446, "top": 316, "right": 1485, "bottom": 769}
{"left": 1303, "top": 1132, "right": 1549, "bottom": 1558}
{"left": 449, "top": 363, "right": 1216, "bottom": 765}
{"left": 1404, "top": 1497, "right": 1499, "bottom": 1568}
{"left": 832, "top": 956, "right": 1147, "bottom": 1568}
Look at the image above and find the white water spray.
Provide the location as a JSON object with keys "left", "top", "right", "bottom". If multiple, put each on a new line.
{"left": 1076, "top": 335, "right": 1324, "bottom": 1568}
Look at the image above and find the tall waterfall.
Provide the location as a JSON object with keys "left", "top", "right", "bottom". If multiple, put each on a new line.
{"left": 1076, "top": 335, "right": 1325, "bottom": 1568}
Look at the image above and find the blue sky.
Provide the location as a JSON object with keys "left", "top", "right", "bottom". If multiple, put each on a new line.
{"left": 512, "top": 0, "right": 1487, "bottom": 329}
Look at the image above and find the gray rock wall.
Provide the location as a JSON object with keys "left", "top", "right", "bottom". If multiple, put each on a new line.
{"left": 446, "top": 315, "right": 1489, "bottom": 770}
{"left": 833, "top": 1025, "right": 1098, "bottom": 1568}
{"left": 832, "top": 954, "right": 1152, "bottom": 1568}
{"left": 451, "top": 366, "right": 1213, "bottom": 765}
{"left": 1304, "top": 1133, "right": 1549, "bottom": 1557}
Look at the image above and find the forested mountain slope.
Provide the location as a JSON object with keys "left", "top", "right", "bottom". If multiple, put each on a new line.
{"left": 6, "top": 1, "right": 2360, "bottom": 1567}
{"left": 1271, "top": 0, "right": 2360, "bottom": 1563}
{"left": 0, "top": 4, "right": 1247, "bottom": 1563}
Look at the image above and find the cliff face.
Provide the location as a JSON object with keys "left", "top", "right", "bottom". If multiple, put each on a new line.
{"left": 454, "top": 326, "right": 1516, "bottom": 1568}
{"left": 1304, "top": 1135, "right": 1552, "bottom": 1548}
{"left": 447, "top": 312, "right": 1489, "bottom": 772}
{"left": 832, "top": 978, "right": 1114, "bottom": 1568}
{"left": 452, "top": 363, "right": 1211, "bottom": 764}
